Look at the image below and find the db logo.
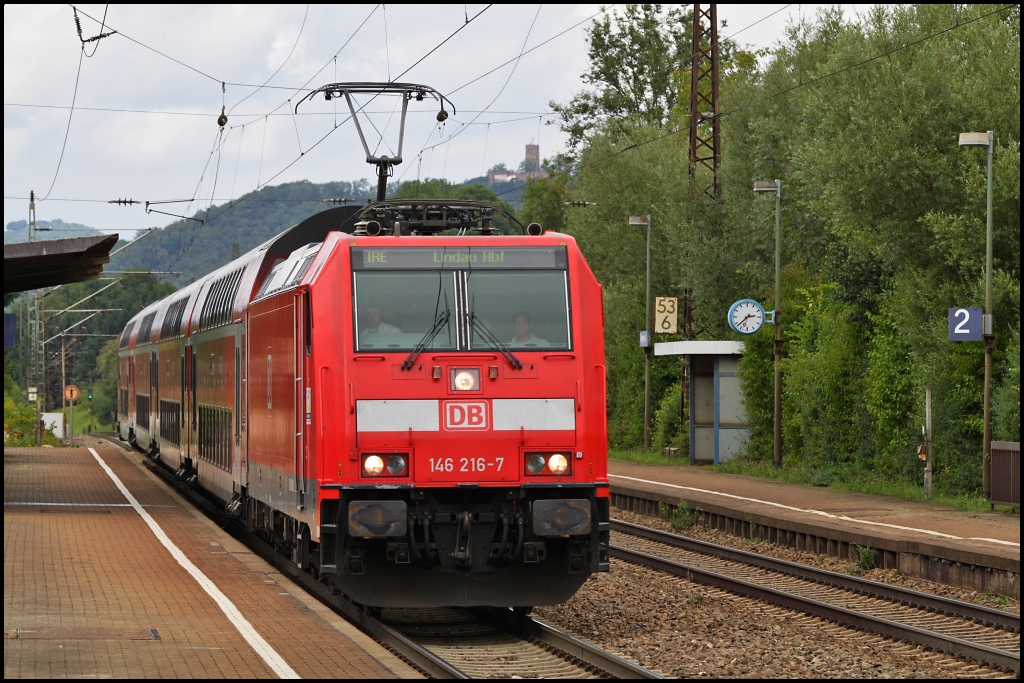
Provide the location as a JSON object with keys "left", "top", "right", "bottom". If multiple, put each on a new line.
{"left": 444, "top": 401, "right": 488, "bottom": 430}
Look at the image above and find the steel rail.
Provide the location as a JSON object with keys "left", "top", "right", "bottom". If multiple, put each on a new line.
{"left": 109, "top": 435, "right": 469, "bottom": 679}
{"left": 480, "top": 606, "right": 664, "bottom": 678}
{"left": 611, "top": 544, "right": 1020, "bottom": 674}
{"left": 103, "top": 434, "right": 653, "bottom": 678}
{"left": 612, "top": 519, "right": 1019, "bottom": 632}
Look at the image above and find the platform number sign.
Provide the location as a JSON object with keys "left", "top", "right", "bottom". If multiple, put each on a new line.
{"left": 948, "top": 308, "right": 982, "bottom": 341}
{"left": 655, "top": 297, "right": 677, "bottom": 334}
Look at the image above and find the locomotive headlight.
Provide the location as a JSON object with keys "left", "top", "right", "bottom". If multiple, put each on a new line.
{"left": 526, "top": 454, "right": 547, "bottom": 474}
{"left": 450, "top": 368, "right": 480, "bottom": 391}
{"left": 548, "top": 453, "right": 569, "bottom": 475}
{"left": 386, "top": 454, "right": 407, "bottom": 475}
{"left": 363, "top": 454, "right": 385, "bottom": 476}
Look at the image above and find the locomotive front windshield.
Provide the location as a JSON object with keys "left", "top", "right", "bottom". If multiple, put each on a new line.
{"left": 352, "top": 246, "right": 571, "bottom": 352}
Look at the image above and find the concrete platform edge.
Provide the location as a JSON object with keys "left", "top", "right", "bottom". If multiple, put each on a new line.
{"left": 610, "top": 484, "right": 1020, "bottom": 600}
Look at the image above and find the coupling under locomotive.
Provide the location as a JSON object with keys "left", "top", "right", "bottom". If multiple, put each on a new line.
{"left": 118, "top": 199, "right": 610, "bottom": 608}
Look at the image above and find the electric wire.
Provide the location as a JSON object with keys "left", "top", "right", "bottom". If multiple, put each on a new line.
{"left": 447, "top": 4, "right": 613, "bottom": 97}
{"left": 4, "top": 103, "right": 556, "bottom": 117}
{"left": 494, "top": 3, "right": 1018, "bottom": 200}
{"left": 40, "top": 42, "right": 84, "bottom": 202}
{"left": 71, "top": 4, "right": 221, "bottom": 84}
{"left": 164, "top": 8, "right": 493, "bottom": 267}
{"left": 396, "top": 4, "right": 543, "bottom": 184}
{"left": 403, "top": 2, "right": 782, "bottom": 173}
{"left": 228, "top": 4, "right": 310, "bottom": 115}
{"left": 161, "top": 5, "right": 382, "bottom": 267}
{"left": 28, "top": 3, "right": 1004, "bottom": 265}
{"left": 81, "top": 4, "right": 110, "bottom": 58}
{"left": 390, "top": 5, "right": 492, "bottom": 83}
{"left": 407, "top": 2, "right": 775, "bottom": 170}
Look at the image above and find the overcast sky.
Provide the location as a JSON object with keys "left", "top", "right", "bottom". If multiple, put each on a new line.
{"left": 4, "top": 4, "right": 872, "bottom": 237}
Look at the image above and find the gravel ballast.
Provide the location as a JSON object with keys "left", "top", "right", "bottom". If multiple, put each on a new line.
{"left": 532, "top": 509, "right": 1017, "bottom": 679}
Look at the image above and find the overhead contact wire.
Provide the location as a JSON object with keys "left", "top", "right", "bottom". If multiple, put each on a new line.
{"left": 495, "top": 3, "right": 1018, "bottom": 200}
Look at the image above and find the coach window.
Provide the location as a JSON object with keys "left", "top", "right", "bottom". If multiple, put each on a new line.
{"left": 466, "top": 271, "right": 570, "bottom": 350}
{"left": 353, "top": 272, "right": 456, "bottom": 352}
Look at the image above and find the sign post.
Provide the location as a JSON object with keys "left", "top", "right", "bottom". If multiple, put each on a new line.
{"left": 64, "top": 384, "right": 80, "bottom": 446}
{"left": 948, "top": 307, "right": 983, "bottom": 341}
{"left": 655, "top": 297, "right": 678, "bottom": 334}
{"left": 29, "top": 386, "right": 41, "bottom": 444}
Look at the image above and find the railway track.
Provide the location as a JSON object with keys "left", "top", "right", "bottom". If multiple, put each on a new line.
{"left": 101, "top": 435, "right": 659, "bottom": 678}
{"left": 381, "top": 606, "right": 661, "bottom": 678}
{"left": 610, "top": 519, "right": 1020, "bottom": 674}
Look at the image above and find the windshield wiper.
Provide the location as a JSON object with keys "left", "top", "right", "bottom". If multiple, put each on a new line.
{"left": 469, "top": 312, "right": 522, "bottom": 370}
{"left": 402, "top": 309, "right": 451, "bottom": 370}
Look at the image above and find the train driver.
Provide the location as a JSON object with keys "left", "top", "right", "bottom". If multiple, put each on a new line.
{"left": 508, "top": 311, "right": 549, "bottom": 347}
{"left": 362, "top": 304, "right": 401, "bottom": 335}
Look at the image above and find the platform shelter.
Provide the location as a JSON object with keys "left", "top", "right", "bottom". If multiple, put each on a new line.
{"left": 654, "top": 340, "right": 749, "bottom": 464}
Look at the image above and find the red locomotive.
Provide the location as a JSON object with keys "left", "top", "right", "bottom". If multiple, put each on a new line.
{"left": 118, "top": 200, "right": 610, "bottom": 607}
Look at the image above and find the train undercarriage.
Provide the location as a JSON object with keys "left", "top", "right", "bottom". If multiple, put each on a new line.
{"left": 232, "top": 480, "right": 610, "bottom": 608}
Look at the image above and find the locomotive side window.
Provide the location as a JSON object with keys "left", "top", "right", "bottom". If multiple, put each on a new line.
{"left": 466, "top": 271, "right": 570, "bottom": 350}
{"left": 353, "top": 272, "right": 456, "bottom": 352}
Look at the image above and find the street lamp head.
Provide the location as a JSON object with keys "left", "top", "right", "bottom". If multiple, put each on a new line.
{"left": 959, "top": 131, "right": 992, "bottom": 148}
{"left": 753, "top": 180, "right": 781, "bottom": 195}
{"left": 628, "top": 216, "right": 648, "bottom": 225}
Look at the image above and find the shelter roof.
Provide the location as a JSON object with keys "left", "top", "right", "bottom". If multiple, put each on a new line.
{"left": 4, "top": 234, "right": 119, "bottom": 294}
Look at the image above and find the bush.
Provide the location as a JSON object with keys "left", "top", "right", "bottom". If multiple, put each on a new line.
{"left": 3, "top": 395, "right": 55, "bottom": 446}
{"left": 653, "top": 382, "right": 685, "bottom": 451}
{"left": 855, "top": 545, "right": 875, "bottom": 572}
{"left": 993, "top": 321, "right": 1020, "bottom": 442}
{"left": 659, "top": 499, "right": 696, "bottom": 530}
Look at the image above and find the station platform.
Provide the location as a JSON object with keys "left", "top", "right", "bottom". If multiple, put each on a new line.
{"left": 608, "top": 460, "right": 1020, "bottom": 599}
{"left": 3, "top": 440, "right": 422, "bottom": 679}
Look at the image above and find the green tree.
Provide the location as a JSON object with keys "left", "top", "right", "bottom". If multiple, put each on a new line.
{"left": 550, "top": 4, "right": 697, "bottom": 153}
{"left": 5, "top": 273, "right": 176, "bottom": 411}
{"left": 92, "top": 339, "right": 119, "bottom": 429}
{"left": 520, "top": 173, "right": 569, "bottom": 233}
{"left": 550, "top": 4, "right": 1019, "bottom": 494}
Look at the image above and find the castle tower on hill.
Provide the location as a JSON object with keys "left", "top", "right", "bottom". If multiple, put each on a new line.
{"left": 487, "top": 144, "right": 550, "bottom": 185}
{"left": 525, "top": 144, "right": 540, "bottom": 171}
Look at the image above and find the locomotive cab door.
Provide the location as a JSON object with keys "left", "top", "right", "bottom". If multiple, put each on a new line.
{"left": 294, "top": 292, "right": 307, "bottom": 510}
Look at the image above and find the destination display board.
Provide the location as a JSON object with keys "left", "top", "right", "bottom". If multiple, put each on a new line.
{"left": 352, "top": 246, "right": 568, "bottom": 270}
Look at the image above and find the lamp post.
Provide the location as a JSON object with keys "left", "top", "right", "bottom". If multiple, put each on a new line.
{"left": 753, "top": 180, "right": 782, "bottom": 469}
{"left": 629, "top": 215, "right": 653, "bottom": 450}
{"left": 959, "top": 131, "right": 994, "bottom": 496}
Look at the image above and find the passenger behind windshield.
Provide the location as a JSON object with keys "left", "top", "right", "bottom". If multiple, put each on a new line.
{"left": 508, "top": 311, "right": 549, "bottom": 347}
{"left": 362, "top": 305, "right": 401, "bottom": 335}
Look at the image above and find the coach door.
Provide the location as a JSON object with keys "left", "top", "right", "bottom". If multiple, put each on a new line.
{"left": 150, "top": 351, "right": 159, "bottom": 439}
{"left": 234, "top": 334, "right": 246, "bottom": 486}
{"left": 186, "top": 341, "right": 196, "bottom": 460}
{"left": 128, "top": 355, "right": 135, "bottom": 430}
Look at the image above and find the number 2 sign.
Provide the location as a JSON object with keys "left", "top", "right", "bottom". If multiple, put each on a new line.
{"left": 948, "top": 308, "right": 982, "bottom": 341}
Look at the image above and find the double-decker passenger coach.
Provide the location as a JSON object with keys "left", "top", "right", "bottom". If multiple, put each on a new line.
{"left": 119, "top": 199, "right": 610, "bottom": 608}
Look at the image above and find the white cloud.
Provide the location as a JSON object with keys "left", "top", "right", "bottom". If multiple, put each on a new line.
{"left": 4, "top": 4, "right": 870, "bottom": 234}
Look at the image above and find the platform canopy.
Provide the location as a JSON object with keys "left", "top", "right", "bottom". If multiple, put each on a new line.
{"left": 654, "top": 340, "right": 745, "bottom": 356}
{"left": 4, "top": 234, "right": 119, "bottom": 294}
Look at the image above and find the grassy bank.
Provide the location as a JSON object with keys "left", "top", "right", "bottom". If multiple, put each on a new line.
{"left": 608, "top": 448, "right": 1014, "bottom": 515}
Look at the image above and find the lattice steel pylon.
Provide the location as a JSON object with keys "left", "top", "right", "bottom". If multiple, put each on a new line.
{"left": 26, "top": 191, "right": 46, "bottom": 435}
{"left": 688, "top": 4, "right": 721, "bottom": 201}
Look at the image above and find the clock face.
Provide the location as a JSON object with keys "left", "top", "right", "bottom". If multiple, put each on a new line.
{"left": 729, "top": 299, "right": 764, "bottom": 335}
